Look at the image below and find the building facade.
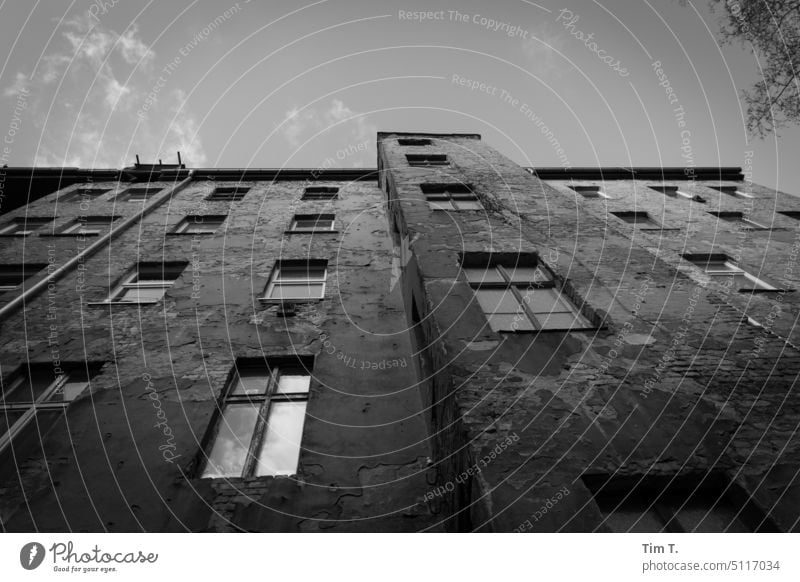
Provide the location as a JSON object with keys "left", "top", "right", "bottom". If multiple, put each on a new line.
{"left": 1, "top": 132, "right": 799, "bottom": 532}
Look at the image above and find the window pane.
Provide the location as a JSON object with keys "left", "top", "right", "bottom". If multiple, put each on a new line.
{"left": 464, "top": 267, "right": 504, "bottom": 284}
{"left": 429, "top": 200, "right": 455, "bottom": 211}
{"left": 277, "top": 266, "right": 326, "bottom": 281}
{"left": 0, "top": 410, "right": 24, "bottom": 435}
{"left": 455, "top": 201, "right": 483, "bottom": 210}
{"left": 269, "top": 283, "right": 324, "bottom": 299}
{"left": 202, "top": 404, "right": 259, "bottom": 478}
{"left": 537, "top": 312, "right": 584, "bottom": 330}
{"left": 476, "top": 289, "right": 520, "bottom": 314}
{"left": 486, "top": 313, "right": 531, "bottom": 332}
{"left": 254, "top": 401, "right": 307, "bottom": 476}
{"left": 276, "top": 373, "right": 310, "bottom": 395}
{"left": 294, "top": 220, "right": 332, "bottom": 230}
{"left": 506, "top": 267, "right": 547, "bottom": 284}
{"left": 2, "top": 368, "right": 55, "bottom": 403}
{"left": 524, "top": 287, "right": 562, "bottom": 313}
{"left": 52, "top": 381, "right": 89, "bottom": 402}
{"left": 117, "top": 287, "right": 166, "bottom": 303}
{"left": 232, "top": 372, "right": 270, "bottom": 396}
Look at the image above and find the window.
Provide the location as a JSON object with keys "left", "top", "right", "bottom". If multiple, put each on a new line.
{"left": 59, "top": 188, "right": 110, "bottom": 202}
{"left": 173, "top": 215, "right": 227, "bottom": 234}
{"left": 712, "top": 185, "right": 752, "bottom": 199}
{"left": 106, "top": 262, "right": 188, "bottom": 303}
{"left": 779, "top": 211, "right": 800, "bottom": 220}
{"left": 1, "top": 364, "right": 100, "bottom": 466}
{"left": 571, "top": 185, "right": 609, "bottom": 199}
{"left": 0, "top": 264, "right": 47, "bottom": 292}
{"left": 262, "top": 260, "right": 327, "bottom": 301}
{"left": 684, "top": 254, "right": 776, "bottom": 291}
{"left": 611, "top": 211, "right": 659, "bottom": 227}
{"left": 59, "top": 216, "right": 119, "bottom": 236}
{"left": 302, "top": 186, "right": 339, "bottom": 200}
{"left": 707, "top": 211, "right": 767, "bottom": 229}
{"left": 649, "top": 185, "right": 694, "bottom": 200}
{"left": 420, "top": 183, "right": 482, "bottom": 211}
{"left": 201, "top": 359, "right": 311, "bottom": 478}
{"left": 463, "top": 255, "right": 592, "bottom": 332}
{"left": 583, "top": 474, "right": 778, "bottom": 533}
{"left": 117, "top": 187, "right": 161, "bottom": 202}
{"left": 207, "top": 187, "right": 250, "bottom": 202}
{"left": 398, "top": 138, "right": 431, "bottom": 146}
{"left": 406, "top": 154, "right": 448, "bottom": 167}
{"left": 0, "top": 217, "right": 53, "bottom": 236}
{"left": 288, "top": 214, "right": 335, "bottom": 232}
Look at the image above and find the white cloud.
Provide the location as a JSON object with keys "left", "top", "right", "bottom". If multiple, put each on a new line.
{"left": 280, "top": 99, "right": 376, "bottom": 166}
{"left": 4, "top": 14, "right": 205, "bottom": 168}
{"left": 521, "top": 23, "right": 565, "bottom": 78}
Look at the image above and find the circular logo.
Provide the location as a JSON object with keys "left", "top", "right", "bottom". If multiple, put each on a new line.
{"left": 20, "top": 542, "right": 46, "bottom": 570}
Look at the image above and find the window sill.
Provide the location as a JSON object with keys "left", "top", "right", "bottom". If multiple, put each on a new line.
{"left": 86, "top": 300, "right": 162, "bottom": 306}
{"left": 168, "top": 231, "right": 216, "bottom": 236}
{"left": 638, "top": 228, "right": 682, "bottom": 232}
{"left": 498, "top": 326, "right": 601, "bottom": 334}
{"left": 39, "top": 232, "right": 101, "bottom": 237}
{"left": 0, "top": 233, "right": 32, "bottom": 237}
{"left": 198, "top": 473, "right": 297, "bottom": 481}
{"left": 258, "top": 297, "right": 323, "bottom": 305}
{"left": 284, "top": 230, "right": 340, "bottom": 234}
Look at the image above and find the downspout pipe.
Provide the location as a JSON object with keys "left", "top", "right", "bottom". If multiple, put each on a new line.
{"left": 0, "top": 170, "right": 196, "bottom": 320}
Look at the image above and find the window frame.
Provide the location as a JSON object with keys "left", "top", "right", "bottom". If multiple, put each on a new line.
{"left": 172, "top": 215, "right": 227, "bottom": 235}
{"left": 684, "top": 254, "right": 777, "bottom": 292}
{"left": 420, "top": 183, "right": 482, "bottom": 211}
{"left": 649, "top": 185, "right": 694, "bottom": 200}
{"left": 611, "top": 211, "right": 661, "bottom": 228}
{"left": 117, "top": 187, "right": 162, "bottom": 202}
{"left": 707, "top": 211, "right": 768, "bottom": 230}
{"left": 58, "top": 188, "right": 111, "bottom": 202}
{"left": 406, "top": 154, "right": 449, "bottom": 167}
{"left": 571, "top": 185, "right": 609, "bottom": 199}
{"left": 0, "top": 365, "right": 96, "bottom": 457}
{"left": 58, "top": 216, "right": 119, "bottom": 236}
{"left": 200, "top": 361, "right": 311, "bottom": 479}
{"left": 287, "top": 213, "right": 336, "bottom": 233}
{"left": 584, "top": 473, "right": 780, "bottom": 533}
{"left": 0, "top": 264, "right": 47, "bottom": 292}
{"left": 206, "top": 187, "right": 250, "bottom": 202}
{"left": 0, "top": 217, "right": 53, "bottom": 236}
{"left": 301, "top": 186, "right": 339, "bottom": 201}
{"left": 712, "top": 185, "right": 753, "bottom": 199}
{"left": 260, "top": 260, "right": 327, "bottom": 302}
{"left": 102, "top": 262, "right": 188, "bottom": 304}
{"left": 464, "top": 258, "right": 593, "bottom": 332}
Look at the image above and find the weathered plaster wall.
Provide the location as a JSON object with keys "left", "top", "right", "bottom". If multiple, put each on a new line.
{"left": 379, "top": 132, "right": 800, "bottom": 532}
{"left": 0, "top": 177, "right": 436, "bottom": 532}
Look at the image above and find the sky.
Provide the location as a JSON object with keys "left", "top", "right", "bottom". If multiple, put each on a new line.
{"left": 0, "top": 0, "right": 797, "bottom": 195}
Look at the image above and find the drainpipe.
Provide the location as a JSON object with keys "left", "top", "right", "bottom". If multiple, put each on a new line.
{"left": 0, "top": 170, "right": 196, "bottom": 319}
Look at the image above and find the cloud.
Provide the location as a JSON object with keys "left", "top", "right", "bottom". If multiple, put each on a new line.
{"left": 521, "top": 22, "right": 565, "bottom": 78}
{"left": 4, "top": 14, "right": 205, "bottom": 168}
{"left": 280, "top": 99, "right": 376, "bottom": 166}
